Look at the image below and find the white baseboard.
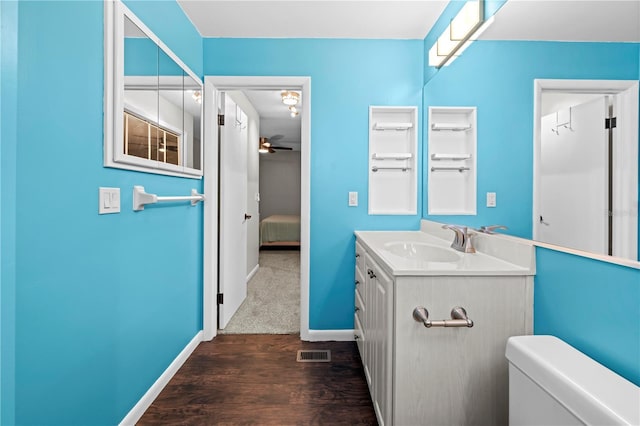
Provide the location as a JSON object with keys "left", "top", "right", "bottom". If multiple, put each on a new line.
{"left": 120, "top": 330, "right": 203, "bottom": 425}
{"left": 247, "top": 263, "right": 259, "bottom": 282}
{"left": 304, "top": 329, "right": 355, "bottom": 342}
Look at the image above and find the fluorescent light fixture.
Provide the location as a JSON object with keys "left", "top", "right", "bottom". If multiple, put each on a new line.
{"left": 428, "top": 0, "right": 486, "bottom": 68}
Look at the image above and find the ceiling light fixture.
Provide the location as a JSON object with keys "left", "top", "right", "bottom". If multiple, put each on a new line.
{"left": 428, "top": 0, "right": 487, "bottom": 68}
{"left": 281, "top": 91, "right": 300, "bottom": 106}
{"left": 289, "top": 106, "right": 299, "bottom": 118}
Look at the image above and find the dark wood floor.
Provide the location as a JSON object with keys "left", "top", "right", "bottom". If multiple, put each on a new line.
{"left": 138, "top": 334, "right": 378, "bottom": 425}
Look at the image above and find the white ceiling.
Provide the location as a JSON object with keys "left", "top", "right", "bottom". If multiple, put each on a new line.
{"left": 178, "top": 1, "right": 449, "bottom": 39}
{"left": 480, "top": 0, "right": 640, "bottom": 42}
{"left": 178, "top": 0, "right": 640, "bottom": 41}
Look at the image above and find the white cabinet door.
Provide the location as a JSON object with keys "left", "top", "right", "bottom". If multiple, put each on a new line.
{"left": 393, "top": 276, "right": 530, "bottom": 426}
{"left": 364, "top": 254, "right": 393, "bottom": 426}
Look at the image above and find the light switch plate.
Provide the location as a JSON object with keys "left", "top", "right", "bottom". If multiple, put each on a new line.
{"left": 349, "top": 192, "right": 358, "bottom": 207}
{"left": 99, "top": 187, "right": 121, "bottom": 214}
{"left": 486, "top": 192, "right": 496, "bottom": 208}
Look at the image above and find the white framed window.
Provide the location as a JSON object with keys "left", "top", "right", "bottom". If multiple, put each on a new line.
{"left": 104, "top": 0, "right": 203, "bottom": 178}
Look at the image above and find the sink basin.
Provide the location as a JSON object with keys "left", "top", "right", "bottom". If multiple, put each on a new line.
{"left": 382, "top": 242, "right": 461, "bottom": 263}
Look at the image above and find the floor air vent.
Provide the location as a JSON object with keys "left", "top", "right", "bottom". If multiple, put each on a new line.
{"left": 296, "top": 349, "right": 331, "bottom": 363}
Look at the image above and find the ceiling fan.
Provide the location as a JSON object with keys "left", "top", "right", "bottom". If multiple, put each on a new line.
{"left": 259, "top": 135, "right": 292, "bottom": 154}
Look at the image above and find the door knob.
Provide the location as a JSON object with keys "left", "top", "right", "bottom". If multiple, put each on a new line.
{"left": 244, "top": 213, "right": 252, "bottom": 220}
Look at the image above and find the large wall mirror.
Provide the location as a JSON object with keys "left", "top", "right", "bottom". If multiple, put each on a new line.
{"left": 422, "top": 0, "right": 640, "bottom": 262}
{"left": 104, "top": 1, "right": 203, "bottom": 178}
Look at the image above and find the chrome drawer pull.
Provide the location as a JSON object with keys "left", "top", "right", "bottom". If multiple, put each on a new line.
{"left": 367, "top": 269, "right": 376, "bottom": 278}
{"left": 412, "top": 306, "right": 474, "bottom": 328}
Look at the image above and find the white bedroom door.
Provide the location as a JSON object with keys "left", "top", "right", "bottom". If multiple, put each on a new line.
{"left": 219, "top": 92, "right": 249, "bottom": 329}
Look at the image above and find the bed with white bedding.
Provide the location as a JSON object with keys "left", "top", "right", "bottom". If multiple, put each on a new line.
{"left": 259, "top": 214, "right": 301, "bottom": 246}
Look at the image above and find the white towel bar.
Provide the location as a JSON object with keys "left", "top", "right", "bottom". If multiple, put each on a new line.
{"left": 133, "top": 185, "right": 205, "bottom": 211}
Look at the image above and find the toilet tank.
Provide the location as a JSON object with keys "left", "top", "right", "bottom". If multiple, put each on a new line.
{"left": 506, "top": 335, "right": 640, "bottom": 426}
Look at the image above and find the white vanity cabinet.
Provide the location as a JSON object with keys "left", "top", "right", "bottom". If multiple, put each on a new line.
{"left": 353, "top": 236, "right": 534, "bottom": 426}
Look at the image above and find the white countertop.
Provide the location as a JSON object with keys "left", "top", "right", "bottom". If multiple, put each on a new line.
{"left": 355, "top": 225, "right": 536, "bottom": 277}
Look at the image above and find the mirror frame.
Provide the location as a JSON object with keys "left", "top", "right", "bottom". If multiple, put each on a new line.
{"left": 104, "top": 0, "right": 203, "bottom": 178}
{"left": 533, "top": 79, "right": 639, "bottom": 261}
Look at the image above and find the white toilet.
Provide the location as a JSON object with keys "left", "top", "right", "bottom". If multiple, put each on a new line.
{"left": 506, "top": 335, "right": 640, "bottom": 425}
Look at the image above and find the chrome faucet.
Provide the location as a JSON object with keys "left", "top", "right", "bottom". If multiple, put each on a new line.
{"left": 478, "top": 224, "right": 508, "bottom": 234}
{"left": 442, "top": 224, "right": 476, "bottom": 253}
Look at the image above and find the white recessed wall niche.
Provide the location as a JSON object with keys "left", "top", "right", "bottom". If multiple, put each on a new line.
{"left": 368, "top": 106, "right": 418, "bottom": 215}
{"left": 428, "top": 106, "right": 477, "bottom": 215}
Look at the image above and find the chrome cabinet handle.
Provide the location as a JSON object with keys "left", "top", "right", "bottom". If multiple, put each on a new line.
{"left": 355, "top": 253, "right": 360, "bottom": 258}
{"left": 355, "top": 280, "right": 360, "bottom": 286}
{"left": 367, "top": 269, "right": 376, "bottom": 279}
{"left": 355, "top": 306, "right": 360, "bottom": 313}
{"left": 412, "top": 306, "right": 474, "bottom": 328}
{"left": 244, "top": 213, "right": 252, "bottom": 221}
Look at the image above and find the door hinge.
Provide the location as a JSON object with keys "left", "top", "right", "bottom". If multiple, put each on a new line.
{"left": 218, "top": 114, "right": 225, "bottom": 126}
{"left": 605, "top": 117, "right": 617, "bottom": 129}
{"left": 217, "top": 293, "right": 224, "bottom": 304}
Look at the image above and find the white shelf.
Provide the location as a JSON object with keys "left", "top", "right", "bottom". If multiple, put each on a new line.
{"left": 428, "top": 107, "right": 477, "bottom": 215}
{"left": 372, "top": 153, "right": 413, "bottom": 160}
{"left": 430, "top": 166, "right": 470, "bottom": 172}
{"left": 373, "top": 122, "right": 414, "bottom": 131}
{"left": 431, "top": 153, "right": 471, "bottom": 161}
{"left": 369, "top": 106, "right": 418, "bottom": 215}
{"left": 431, "top": 122, "right": 471, "bottom": 131}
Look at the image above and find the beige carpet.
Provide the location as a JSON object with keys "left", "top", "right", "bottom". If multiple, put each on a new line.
{"left": 221, "top": 250, "right": 300, "bottom": 334}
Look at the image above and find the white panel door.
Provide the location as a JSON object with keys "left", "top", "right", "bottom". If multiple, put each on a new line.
{"left": 219, "top": 93, "right": 248, "bottom": 329}
{"left": 538, "top": 96, "right": 608, "bottom": 254}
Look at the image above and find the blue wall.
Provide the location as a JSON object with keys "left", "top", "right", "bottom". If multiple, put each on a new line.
{"left": 422, "top": 40, "right": 639, "bottom": 238}
{"left": 204, "top": 38, "right": 424, "bottom": 329}
{"left": 534, "top": 248, "right": 640, "bottom": 386}
{"left": 2, "top": 1, "right": 204, "bottom": 424}
{"left": 1, "top": 2, "right": 18, "bottom": 424}
{"left": 124, "top": 0, "right": 203, "bottom": 77}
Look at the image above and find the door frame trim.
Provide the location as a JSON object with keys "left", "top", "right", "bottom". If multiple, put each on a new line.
{"left": 202, "top": 76, "right": 311, "bottom": 341}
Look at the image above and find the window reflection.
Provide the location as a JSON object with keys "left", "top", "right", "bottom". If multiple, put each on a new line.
{"left": 124, "top": 111, "right": 181, "bottom": 166}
